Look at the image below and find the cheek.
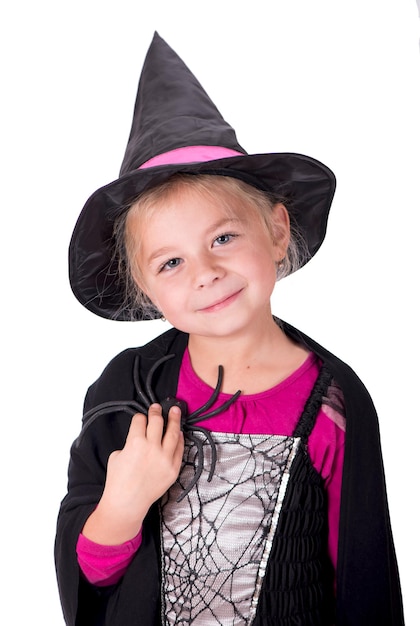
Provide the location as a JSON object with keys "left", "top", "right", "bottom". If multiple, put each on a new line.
{"left": 140, "top": 281, "right": 160, "bottom": 309}
{"left": 129, "top": 261, "right": 161, "bottom": 310}
{"left": 246, "top": 239, "right": 278, "bottom": 272}
{"left": 252, "top": 249, "right": 278, "bottom": 290}
{"left": 131, "top": 266, "right": 151, "bottom": 300}
{"left": 141, "top": 278, "right": 181, "bottom": 315}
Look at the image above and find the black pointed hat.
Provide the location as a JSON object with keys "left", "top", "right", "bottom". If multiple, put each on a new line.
{"left": 69, "top": 32, "right": 336, "bottom": 321}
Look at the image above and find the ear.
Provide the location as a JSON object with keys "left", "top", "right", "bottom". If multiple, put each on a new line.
{"left": 271, "top": 203, "right": 290, "bottom": 258}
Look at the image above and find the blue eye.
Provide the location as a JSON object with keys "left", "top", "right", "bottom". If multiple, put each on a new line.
{"left": 160, "top": 258, "right": 182, "bottom": 272}
{"left": 214, "top": 233, "right": 236, "bottom": 246}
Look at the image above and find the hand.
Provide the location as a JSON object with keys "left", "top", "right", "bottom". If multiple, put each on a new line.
{"left": 82, "top": 403, "right": 184, "bottom": 545}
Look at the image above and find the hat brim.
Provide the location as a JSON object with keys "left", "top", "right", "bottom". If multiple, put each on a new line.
{"left": 69, "top": 152, "right": 335, "bottom": 320}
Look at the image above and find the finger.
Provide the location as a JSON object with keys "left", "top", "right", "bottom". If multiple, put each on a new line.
{"left": 162, "top": 405, "right": 183, "bottom": 452}
{"left": 108, "top": 449, "right": 121, "bottom": 463}
{"left": 173, "top": 428, "right": 185, "bottom": 467}
{"left": 144, "top": 403, "right": 165, "bottom": 441}
{"left": 165, "top": 404, "right": 182, "bottom": 430}
{"left": 126, "top": 412, "right": 148, "bottom": 440}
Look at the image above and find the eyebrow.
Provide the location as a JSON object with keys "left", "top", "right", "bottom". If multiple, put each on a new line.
{"left": 147, "top": 246, "right": 177, "bottom": 266}
{"left": 146, "top": 217, "right": 242, "bottom": 265}
{"left": 209, "top": 217, "right": 242, "bottom": 231}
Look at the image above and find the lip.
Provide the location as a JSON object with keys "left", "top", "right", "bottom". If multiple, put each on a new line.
{"left": 197, "top": 289, "right": 243, "bottom": 313}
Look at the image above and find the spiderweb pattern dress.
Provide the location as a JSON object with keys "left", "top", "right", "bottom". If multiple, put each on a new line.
{"left": 158, "top": 351, "right": 345, "bottom": 625}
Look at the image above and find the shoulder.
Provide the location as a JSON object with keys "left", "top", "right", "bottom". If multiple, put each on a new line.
{"left": 280, "top": 319, "right": 376, "bottom": 418}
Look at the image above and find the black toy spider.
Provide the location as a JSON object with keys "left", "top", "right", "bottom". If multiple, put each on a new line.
{"left": 80, "top": 354, "right": 241, "bottom": 501}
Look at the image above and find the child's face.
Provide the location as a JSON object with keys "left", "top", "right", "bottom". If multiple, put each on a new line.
{"left": 128, "top": 183, "right": 289, "bottom": 339}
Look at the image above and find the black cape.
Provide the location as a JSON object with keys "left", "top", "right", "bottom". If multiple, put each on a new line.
{"left": 55, "top": 321, "right": 404, "bottom": 625}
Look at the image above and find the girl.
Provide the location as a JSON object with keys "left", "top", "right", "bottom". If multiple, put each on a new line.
{"left": 55, "top": 33, "right": 404, "bottom": 625}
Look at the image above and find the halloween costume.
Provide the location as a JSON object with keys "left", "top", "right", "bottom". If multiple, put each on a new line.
{"left": 56, "top": 32, "right": 404, "bottom": 625}
{"left": 55, "top": 323, "right": 403, "bottom": 625}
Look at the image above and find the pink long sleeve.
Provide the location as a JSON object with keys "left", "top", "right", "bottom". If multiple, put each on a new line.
{"left": 76, "top": 529, "right": 142, "bottom": 586}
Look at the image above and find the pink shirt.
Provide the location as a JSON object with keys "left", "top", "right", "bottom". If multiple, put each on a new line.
{"left": 77, "top": 351, "right": 345, "bottom": 586}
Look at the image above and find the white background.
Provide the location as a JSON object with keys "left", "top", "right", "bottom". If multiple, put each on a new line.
{"left": 1, "top": 1, "right": 419, "bottom": 623}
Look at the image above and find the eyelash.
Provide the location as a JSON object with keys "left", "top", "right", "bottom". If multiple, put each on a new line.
{"left": 213, "top": 233, "right": 238, "bottom": 246}
{"left": 159, "top": 258, "right": 181, "bottom": 273}
{"left": 158, "top": 233, "right": 239, "bottom": 273}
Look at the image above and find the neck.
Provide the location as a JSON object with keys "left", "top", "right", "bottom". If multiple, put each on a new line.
{"left": 189, "top": 316, "right": 279, "bottom": 363}
{"left": 187, "top": 316, "right": 309, "bottom": 395}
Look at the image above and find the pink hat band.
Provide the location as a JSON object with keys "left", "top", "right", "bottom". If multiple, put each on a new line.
{"left": 139, "top": 145, "right": 244, "bottom": 169}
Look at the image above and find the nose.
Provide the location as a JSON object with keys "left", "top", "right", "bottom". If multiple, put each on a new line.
{"left": 192, "top": 253, "right": 225, "bottom": 289}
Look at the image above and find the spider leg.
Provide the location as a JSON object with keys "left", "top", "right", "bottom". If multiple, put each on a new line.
{"left": 187, "top": 389, "right": 241, "bottom": 426}
{"left": 145, "top": 354, "right": 176, "bottom": 404}
{"left": 186, "top": 425, "right": 218, "bottom": 481}
{"left": 188, "top": 365, "right": 224, "bottom": 420}
{"left": 177, "top": 431, "right": 205, "bottom": 502}
{"left": 133, "top": 353, "right": 175, "bottom": 412}
{"left": 77, "top": 400, "right": 148, "bottom": 447}
{"left": 82, "top": 399, "right": 148, "bottom": 424}
{"left": 133, "top": 355, "right": 153, "bottom": 409}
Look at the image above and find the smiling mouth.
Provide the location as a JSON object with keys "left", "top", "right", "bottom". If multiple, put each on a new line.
{"left": 198, "top": 289, "right": 243, "bottom": 313}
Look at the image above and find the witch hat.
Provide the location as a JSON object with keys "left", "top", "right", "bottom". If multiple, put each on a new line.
{"left": 69, "top": 31, "right": 336, "bottom": 321}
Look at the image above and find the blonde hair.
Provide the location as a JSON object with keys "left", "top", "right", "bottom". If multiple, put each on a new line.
{"left": 113, "top": 174, "right": 309, "bottom": 320}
